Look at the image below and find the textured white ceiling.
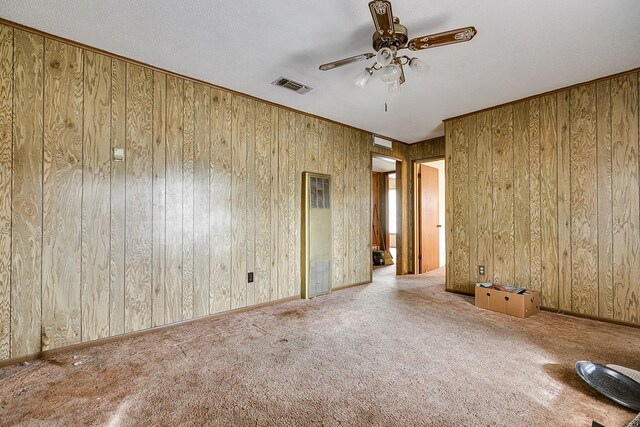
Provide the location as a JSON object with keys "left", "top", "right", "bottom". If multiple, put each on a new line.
{"left": 1, "top": 1, "right": 639, "bottom": 143}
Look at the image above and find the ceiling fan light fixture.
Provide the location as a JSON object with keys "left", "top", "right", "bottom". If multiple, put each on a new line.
{"left": 408, "top": 57, "right": 430, "bottom": 78}
{"left": 354, "top": 67, "right": 374, "bottom": 88}
{"left": 376, "top": 47, "right": 394, "bottom": 67}
{"left": 387, "top": 80, "right": 401, "bottom": 98}
{"left": 318, "top": 1, "right": 477, "bottom": 111}
{"left": 378, "top": 63, "right": 402, "bottom": 83}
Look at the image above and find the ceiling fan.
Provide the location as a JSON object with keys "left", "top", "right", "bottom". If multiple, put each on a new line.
{"left": 319, "top": 0, "right": 476, "bottom": 98}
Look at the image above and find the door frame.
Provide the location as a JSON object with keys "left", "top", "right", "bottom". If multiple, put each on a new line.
{"left": 412, "top": 156, "right": 445, "bottom": 274}
{"left": 371, "top": 153, "right": 402, "bottom": 275}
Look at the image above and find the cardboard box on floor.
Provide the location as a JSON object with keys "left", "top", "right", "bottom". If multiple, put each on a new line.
{"left": 475, "top": 286, "right": 540, "bottom": 318}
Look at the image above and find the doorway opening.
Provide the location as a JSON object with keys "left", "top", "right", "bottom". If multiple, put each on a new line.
{"left": 372, "top": 154, "right": 400, "bottom": 273}
{"left": 415, "top": 158, "right": 446, "bottom": 274}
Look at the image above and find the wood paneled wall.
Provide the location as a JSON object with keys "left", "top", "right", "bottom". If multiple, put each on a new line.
{"left": 0, "top": 23, "right": 374, "bottom": 361}
{"left": 445, "top": 70, "right": 640, "bottom": 325}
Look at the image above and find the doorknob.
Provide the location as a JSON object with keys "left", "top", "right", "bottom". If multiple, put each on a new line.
{"left": 436, "top": 224, "right": 442, "bottom": 228}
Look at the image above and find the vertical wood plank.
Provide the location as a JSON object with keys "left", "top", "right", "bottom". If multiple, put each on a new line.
{"left": 345, "top": 129, "right": 357, "bottom": 284}
{"left": 290, "top": 113, "right": 302, "bottom": 295}
{"left": 124, "top": 63, "right": 153, "bottom": 333}
{"left": 596, "top": 79, "right": 613, "bottom": 319}
{"left": 491, "top": 105, "right": 514, "bottom": 285}
{"left": 319, "top": 120, "right": 331, "bottom": 175}
{"left": 151, "top": 70, "right": 166, "bottom": 327}
{"left": 529, "top": 98, "right": 542, "bottom": 293}
{"left": 245, "top": 99, "right": 256, "bottom": 307}
{"left": 445, "top": 122, "right": 454, "bottom": 287}
{"left": 452, "top": 118, "right": 469, "bottom": 290}
{"left": 513, "top": 101, "right": 531, "bottom": 288}
{"left": 343, "top": 127, "right": 352, "bottom": 284}
{"left": 467, "top": 114, "right": 478, "bottom": 286}
{"left": 255, "top": 102, "right": 272, "bottom": 304}
{"left": 540, "top": 94, "right": 559, "bottom": 308}
{"left": 332, "top": 125, "right": 346, "bottom": 288}
{"left": 42, "top": 39, "right": 83, "bottom": 350}
{"left": 557, "top": 90, "right": 572, "bottom": 312}
{"left": 402, "top": 149, "right": 411, "bottom": 274}
{"left": 269, "top": 107, "right": 279, "bottom": 301}
{"left": 182, "top": 81, "right": 194, "bottom": 320}
{"left": 231, "top": 95, "right": 248, "bottom": 308}
{"left": 362, "top": 131, "right": 372, "bottom": 282}
{"left": 360, "top": 131, "right": 370, "bottom": 281}
{"left": 349, "top": 129, "right": 362, "bottom": 283}
{"left": 396, "top": 147, "right": 407, "bottom": 274}
{"left": 81, "top": 51, "right": 111, "bottom": 341}
{"left": 109, "top": 58, "right": 126, "bottom": 336}
{"left": 357, "top": 131, "right": 368, "bottom": 282}
{"left": 402, "top": 144, "right": 411, "bottom": 274}
{"left": 306, "top": 117, "right": 319, "bottom": 172}
{"left": 570, "top": 84, "right": 598, "bottom": 315}
{"left": 611, "top": 74, "right": 640, "bottom": 323}
{"left": 408, "top": 143, "right": 417, "bottom": 274}
{"left": 165, "top": 75, "right": 183, "bottom": 323}
{"left": 407, "top": 153, "right": 415, "bottom": 273}
{"left": 294, "top": 114, "right": 305, "bottom": 293}
{"left": 11, "top": 30, "right": 43, "bottom": 357}
{"left": 210, "top": 89, "right": 232, "bottom": 312}
{"left": 353, "top": 130, "right": 363, "bottom": 282}
{"left": 277, "top": 108, "right": 291, "bottom": 299}
{"left": 193, "top": 83, "right": 210, "bottom": 318}
{"left": 475, "top": 111, "right": 493, "bottom": 284}
{"left": 347, "top": 129, "right": 357, "bottom": 278}
{"left": 0, "top": 24, "right": 13, "bottom": 359}
{"left": 353, "top": 128, "right": 361, "bottom": 282}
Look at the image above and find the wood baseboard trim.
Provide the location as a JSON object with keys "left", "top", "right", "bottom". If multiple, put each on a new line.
{"left": 0, "top": 294, "right": 300, "bottom": 369}
{"left": 333, "top": 280, "right": 372, "bottom": 292}
{"left": 444, "top": 288, "right": 640, "bottom": 330}
{"left": 445, "top": 288, "right": 474, "bottom": 297}
{"left": 539, "top": 307, "right": 640, "bottom": 330}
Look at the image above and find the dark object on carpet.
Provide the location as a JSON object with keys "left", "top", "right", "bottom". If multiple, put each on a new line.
{"left": 592, "top": 414, "right": 640, "bottom": 427}
{"left": 576, "top": 361, "right": 640, "bottom": 412}
{"left": 372, "top": 250, "right": 385, "bottom": 266}
{"left": 627, "top": 413, "right": 640, "bottom": 427}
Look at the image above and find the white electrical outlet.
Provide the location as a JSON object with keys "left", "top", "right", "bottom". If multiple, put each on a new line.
{"left": 113, "top": 148, "right": 124, "bottom": 162}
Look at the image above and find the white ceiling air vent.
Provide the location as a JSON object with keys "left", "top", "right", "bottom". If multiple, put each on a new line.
{"left": 272, "top": 76, "right": 313, "bottom": 94}
{"left": 372, "top": 135, "right": 393, "bottom": 150}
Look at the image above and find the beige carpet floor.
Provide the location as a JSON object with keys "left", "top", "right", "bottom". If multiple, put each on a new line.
{"left": 1, "top": 267, "right": 639, "bottom": 426}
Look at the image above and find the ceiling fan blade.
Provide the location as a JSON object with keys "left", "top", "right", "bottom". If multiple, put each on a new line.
{"left": 319, "top": 53, "right": 375, "bottom": 71}
{"left": 407, "top": 26, "right": 477, "bottom": 51}
{"left": 369, "top": 0, "right": 395, "bottom": 39}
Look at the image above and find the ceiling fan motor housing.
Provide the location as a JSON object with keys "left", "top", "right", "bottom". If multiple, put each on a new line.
{"left": 372, "top": 23, "right": 408, "bottom": 51}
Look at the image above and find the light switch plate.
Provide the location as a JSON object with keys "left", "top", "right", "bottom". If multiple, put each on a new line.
{"left": 113, "top": 148, "right": 124, "bottom": 162}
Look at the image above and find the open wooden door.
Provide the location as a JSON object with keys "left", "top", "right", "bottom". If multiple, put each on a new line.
{"left": 419, "top": 164, "right": 439, "bottom": 273}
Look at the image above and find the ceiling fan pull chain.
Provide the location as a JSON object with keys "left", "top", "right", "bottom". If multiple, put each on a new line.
{"left": 385, "top": 84, "right": 389, "bottom": 112}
